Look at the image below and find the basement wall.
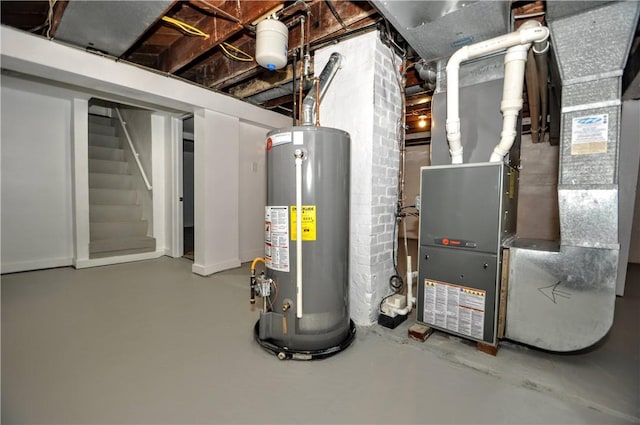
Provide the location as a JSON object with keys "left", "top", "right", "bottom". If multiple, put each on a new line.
{"left": 1, "top": 75, "right": 76, "bottom": 272}
{"left": 315, "top": 30, "right": 402, "bottom": 325}
{"left": 239, "top": 122, "right": 270, "bottom": 263}
{"left": 1, "top": 27, "right": 290, "bottom": 274}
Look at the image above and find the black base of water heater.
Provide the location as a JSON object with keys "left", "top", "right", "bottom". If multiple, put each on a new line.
{"left": 253, "top": 320, "right": 357, "bottom": 361}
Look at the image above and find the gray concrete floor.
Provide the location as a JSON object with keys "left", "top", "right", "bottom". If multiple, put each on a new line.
{"left": 2, "top": 257, "right": 639, "bottom": 424}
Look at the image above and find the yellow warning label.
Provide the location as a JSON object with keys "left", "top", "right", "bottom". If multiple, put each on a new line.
{"left": 290, "top": 205, "right": 316, "bottom": 241}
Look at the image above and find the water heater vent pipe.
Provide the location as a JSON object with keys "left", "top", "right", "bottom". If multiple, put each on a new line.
{"left": 445, "top": 21, "right": 549, "bottom": 164}
{"left": 302, "top": 52, "right": 342, "bottom": 125}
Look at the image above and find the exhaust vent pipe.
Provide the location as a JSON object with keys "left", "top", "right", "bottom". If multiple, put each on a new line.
{"left": 445, "top": 20, "right": 549, "bottom": 164}
{"left": 302, "top": 52, "right": 342, "bottom": 126}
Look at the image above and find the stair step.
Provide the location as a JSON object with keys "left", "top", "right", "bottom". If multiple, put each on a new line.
{"left": 89, "top": 146, "right": 124, "bottom": 161}
{"left": 89, "top": 122, "right": 117, "bottom": 136}
{"left": 89, "top": 236, "right": 156, "bottom": 257}
{"left": 89, "top": 188, "right": 138, "bottom": 205}
{"left": 90, "top": 221, "right": 148, "bottom": 240}
{"left": 90, "top": 205, "right": 143, "bottom": 222}
{"left": 89, "top": 173, "right": 133, "bottom": 190}
{"left": 89, "top": 159, "right": 129, "bottom": 175}
{"left": 89, "top": 114, "right": 117, "bottom": 126}
{"left": 89, "top": 134, "right": 121, "bottom": 149}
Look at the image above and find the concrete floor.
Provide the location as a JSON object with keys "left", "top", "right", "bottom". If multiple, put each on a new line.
{"left": 2, "top": 257, "right": 639, "bottom": 424}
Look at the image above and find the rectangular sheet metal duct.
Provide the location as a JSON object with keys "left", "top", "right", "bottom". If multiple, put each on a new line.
{"left": 371, "top": 0, "right": 510, "bottom": 62}
{"left": 55, "top": 1, "right": 172, "bottom": 57}
{"left": 506, "top": 1, "right": 640, "bottom": 351}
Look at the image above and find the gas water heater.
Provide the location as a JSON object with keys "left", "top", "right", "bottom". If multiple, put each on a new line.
{"left": 250, "top": 53, "right": 356, "bottom": 360}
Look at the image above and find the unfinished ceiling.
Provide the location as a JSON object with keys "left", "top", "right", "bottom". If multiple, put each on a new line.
{"left": 1, "top": 1, "right": 638, "bottom": 137}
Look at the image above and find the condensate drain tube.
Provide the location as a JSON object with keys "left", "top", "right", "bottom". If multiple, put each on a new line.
{"left": 294, "top": 149, "right": 304, "bottom": 318}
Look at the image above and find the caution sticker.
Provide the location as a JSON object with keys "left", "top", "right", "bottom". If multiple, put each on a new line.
{"left": 423, "top": 279, "right": 485, "bottom": 340}
{"left": 265, "top": 206, "right": 289, "bottom": 272}
{"left": 290, "top": 205, "right": 317, "bottom": 241}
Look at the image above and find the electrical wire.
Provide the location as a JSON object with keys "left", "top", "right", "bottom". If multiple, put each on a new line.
{"left": 161, "top": 16, "right": 210, "bottom": 39}
{"left": 378, "top": 22, "right": 410, "bottom": 315}
{"left": 219, "top": 42, "right": 254, "bottom": 62}
{"left": 45, "top": 0, "right": 57, "bottom": 38}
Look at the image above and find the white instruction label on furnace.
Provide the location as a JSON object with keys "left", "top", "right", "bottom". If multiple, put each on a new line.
{"left": 423, "top": 279, "right": 485, "bottom": 340}
{"left": 265, "top": 206, "right": 289, "bottom": 272}
{"left": 571, "top": 114, "right": 608, "bottom": 155}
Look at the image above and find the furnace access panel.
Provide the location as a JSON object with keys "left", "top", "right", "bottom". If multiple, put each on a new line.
{"left": 417, "top": 162, "right": 517, "bottom": 345}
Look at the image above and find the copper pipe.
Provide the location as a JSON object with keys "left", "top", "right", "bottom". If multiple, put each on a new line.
{"left": 525, "top": 49, "right": 540, "bottom": 143}
{"left": 298, "top": 73, "right": 304, "bottom": 120}
{"left": 536, "top": 50, "right": 549, "bottom": 142}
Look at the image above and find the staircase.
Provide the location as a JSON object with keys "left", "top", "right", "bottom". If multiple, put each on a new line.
{"left": 88, "top": 114, "right": 156, "bottom": 258}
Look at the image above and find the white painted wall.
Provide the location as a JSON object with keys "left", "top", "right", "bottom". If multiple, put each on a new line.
{"left": 192, "top": 109, "right": 241, "bottom": 275}
{"left": 1, "top": 75, "right": 76, "bottom": 272}
{"left": 238, "top": 122, "right": 269, "bottom": 262}
{"left": 1, "top": 27, "right": 289, "bottom": 274}
{"left": 151, "top": 113, "right": 169, "bottom": 254}
{"left": 316, "top": 30, "right": 402, "bottom": 325}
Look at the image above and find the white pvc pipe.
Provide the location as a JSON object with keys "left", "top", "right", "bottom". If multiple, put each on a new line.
{"left": 490, "top": 44, "right": 529, "bottom": 162}
{"left": 389, "top": 221, "right": 415, "bottom": 316}
{"left": 294, "top": 151, "right": 303, "bottom": 318}
{"left": 389, "top": 257, "right": 414, "bottom": 316}
{"left": 445, "top": 21, "right": 549, "bottom": 164}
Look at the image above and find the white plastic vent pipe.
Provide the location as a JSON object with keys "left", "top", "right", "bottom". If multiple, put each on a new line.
{"left": 490, "top": 43, "right": 530, "bottom": 162}
{"left": 445, "top": 20, "right": 549, "bottom": 164}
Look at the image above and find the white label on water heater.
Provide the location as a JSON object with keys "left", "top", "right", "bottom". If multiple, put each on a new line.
{"left": 423, "top": 279, "right": 485, "bottom": 340}
{"left": 271, "top": 132, "right": 292, "bottom": 147}
{"left": 265, "top": 206, "right": 289, "bottom": 272}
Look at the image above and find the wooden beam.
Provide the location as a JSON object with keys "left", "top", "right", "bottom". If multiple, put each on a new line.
{"left": 160, "top": 1, "right": 281, "bottom": 73}
{"left": 189, "top": 0, "right": 242, "bottom": 23}
{"left": 229, "top": 63, "right": 296, "bottom": 98}
{"left": 263, "top": 93, "right": 295, "bottom": 108}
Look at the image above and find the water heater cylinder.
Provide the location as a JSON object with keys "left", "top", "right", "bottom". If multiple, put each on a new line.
{"left": 258, "top": 126, "right": 354, "bottom": 358}
{"left": 256, "top": 19, "right": 288, "bottom": 71}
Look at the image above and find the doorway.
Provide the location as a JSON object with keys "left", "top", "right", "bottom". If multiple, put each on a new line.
{"left": 183, "top": 117, "right": 195, "bottom": 260}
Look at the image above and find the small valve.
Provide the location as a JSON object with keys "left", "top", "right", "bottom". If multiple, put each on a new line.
{"left": 254, "top": 274, "right": 273, "bottom": 298}
{"left": 282, "top": 301, "right": 291, "bottom": 312}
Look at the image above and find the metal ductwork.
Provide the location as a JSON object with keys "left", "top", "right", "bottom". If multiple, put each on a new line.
{"left": 54, "top": 1, "right": 172, "bottom": 56}
{"left": 505, "top": 1, "right": 640, "bottom": 351}
{"left": 377, "top": 0, "right": 640, "bottom": 351}
{"left": 370, "top": 0, "right": 510, "bottom": 63}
